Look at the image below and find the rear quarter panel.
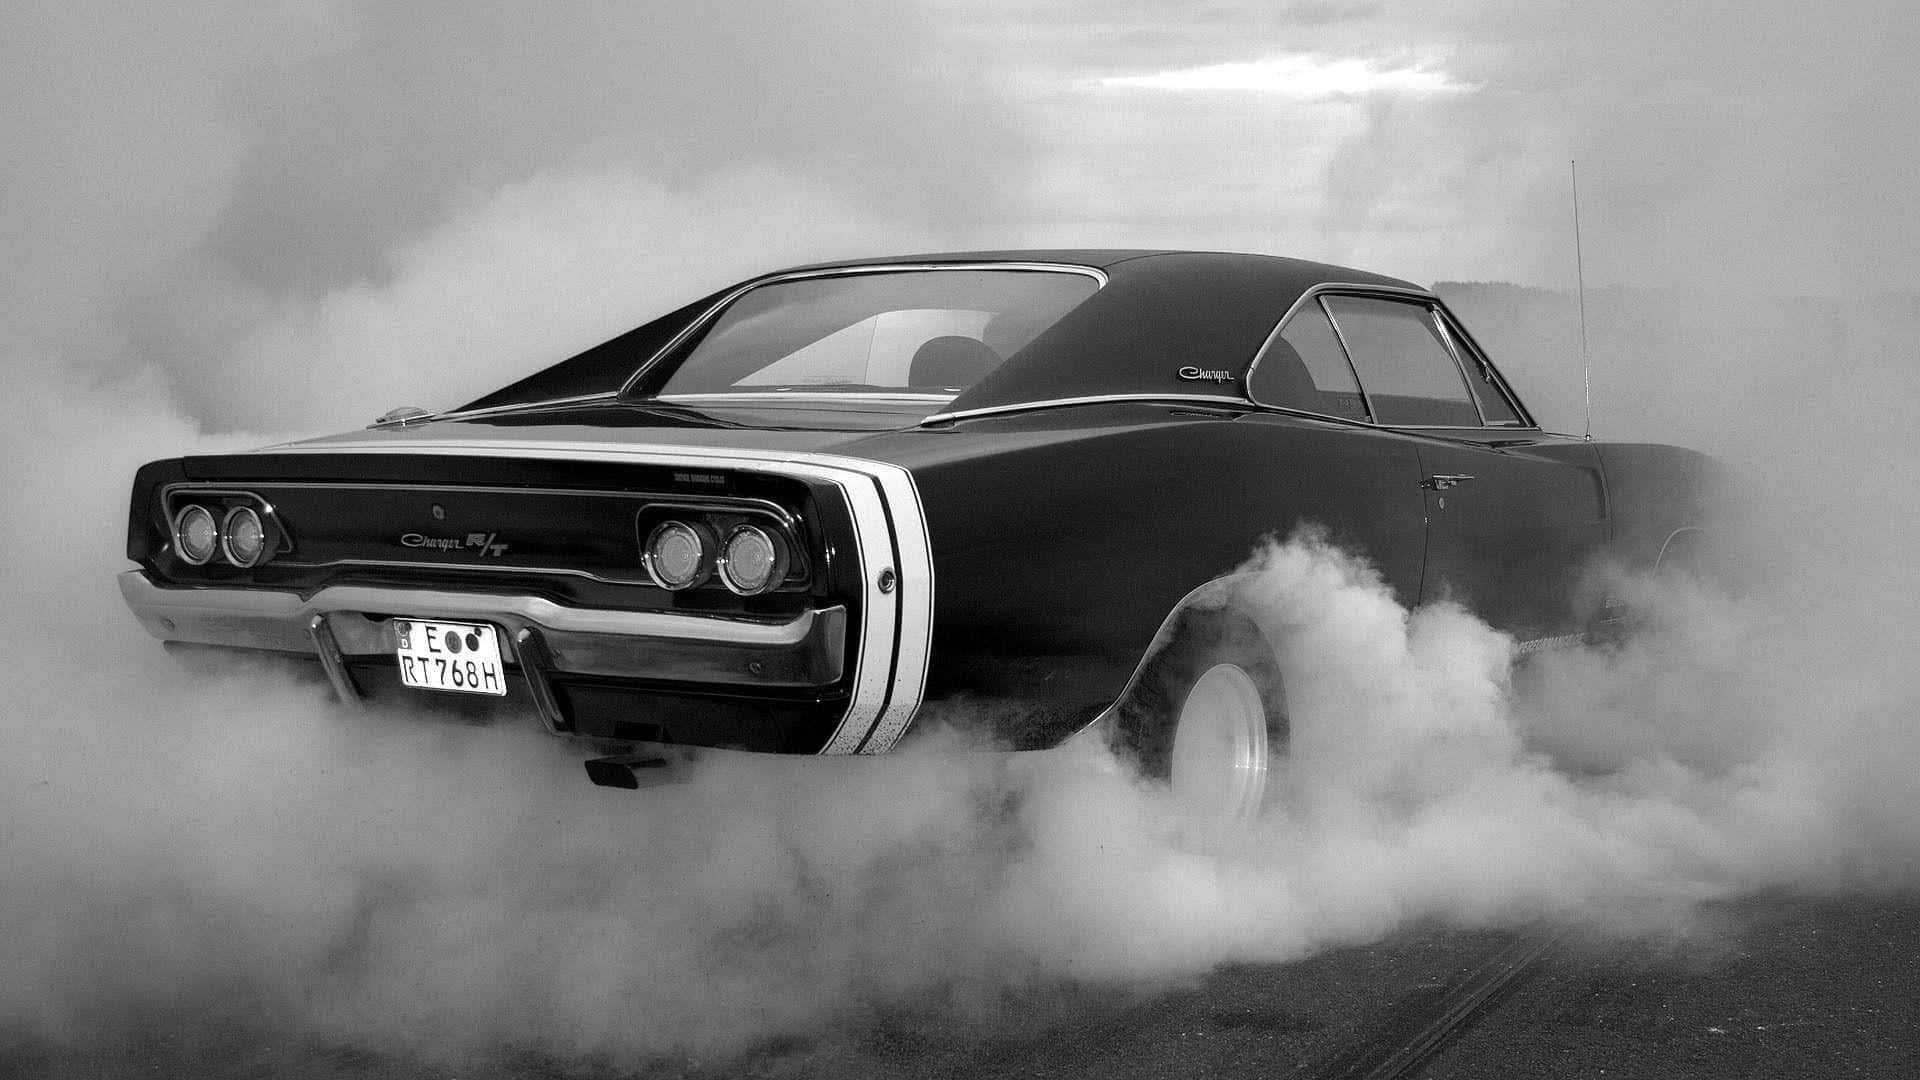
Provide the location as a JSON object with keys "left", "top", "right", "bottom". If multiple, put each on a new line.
{"left": 1594, "top": 443, "right": 1733, "bottom": 571}
{"left": 855, "top": 403, "right": 1427, "bottom": 748}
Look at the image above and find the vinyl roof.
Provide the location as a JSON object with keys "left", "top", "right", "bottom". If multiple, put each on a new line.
{"left": 460, "top": 251, "right": 1427, "bottom": 415}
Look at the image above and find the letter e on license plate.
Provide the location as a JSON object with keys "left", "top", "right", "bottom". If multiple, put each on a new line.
{"left": 395, "top": 619, "right": 507, "bottom": 696}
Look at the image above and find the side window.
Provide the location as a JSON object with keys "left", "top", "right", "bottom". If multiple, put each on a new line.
{"left": 1438, "top": 316, "right": 1524, "bottom": 426}
{"left": 1249, "top": 300, "right": 1370, "bottom": 421}
{"left": 1322, "top": 296, "right": 1480, "bottom": 426}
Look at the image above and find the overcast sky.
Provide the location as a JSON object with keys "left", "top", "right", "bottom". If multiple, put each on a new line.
{"left": 962, "top": 0, "right": 1920, "bottom": 294}
{"left": 6, "top": 0, "right": 1916, "bottom": 427}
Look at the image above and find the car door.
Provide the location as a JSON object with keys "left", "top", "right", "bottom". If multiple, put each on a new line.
{"left": 1318, "top": 293, "right": 1610, "bottom": 639}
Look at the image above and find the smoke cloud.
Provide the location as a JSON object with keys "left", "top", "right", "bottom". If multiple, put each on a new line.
{"left": 10, "top": 504, "right": 1920, "bottom": 1062}
{"left": 7, "top": 0, "right": 1920, "bottom": 1069}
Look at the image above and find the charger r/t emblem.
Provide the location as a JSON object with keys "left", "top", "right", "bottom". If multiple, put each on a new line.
{"left": 399, "top": 531, "right": 510, "bottom": 557}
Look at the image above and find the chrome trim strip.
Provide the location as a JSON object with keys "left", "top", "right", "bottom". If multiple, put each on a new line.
{"left": 656, "top": 391, "right": 955, "bottom": 405}
{"left": 404, "top": 392, "right": 620, "bottom": 427}
{"left": 1364, "top": 423, "right": 1551, "bottom": 433}
{"left": 124, "top": 572, "right": 829, "bottom": 647}
{"left": 615, "top": 261, "right": 1110, "bottom": 400}
{"left": 1266, "top": 281, "right": 1436, "bottom": 329}
{"left": 131, "top": 572, "right": 847, "bottom": 708}
{"left": 286, "top": 558, "right": 655, "bottom": 586}
{"left": 930, "top": 390, "right": 1441, "bottom": 433}
{"left": 165, "top": 480, "right": 792, "bottom": 512}
{"left": 219, "top": 437, "right": 935, "bottom": 756}
{"left": 922, "top": 393, "right": 1252, "bottom": 425}
{"left": 1652, "top": 526, "right": 1704, "bottom": 573}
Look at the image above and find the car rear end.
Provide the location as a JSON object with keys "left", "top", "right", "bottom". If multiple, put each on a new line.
{"left": 120, "top": 440, "right": 931, "bottom": 757}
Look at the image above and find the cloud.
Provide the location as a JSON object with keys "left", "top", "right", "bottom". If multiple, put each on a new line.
{"left": 185, "top": 167, "right": 934, "bottom": 434}
{"left": 1099, "top": 53, "right": 1471, "bottom": 97}
{"left": 5, "top": 0, "right": 1028, "bottom": 433}
{"left": 969, "top": 1, "right": 1920, "bottom": 295}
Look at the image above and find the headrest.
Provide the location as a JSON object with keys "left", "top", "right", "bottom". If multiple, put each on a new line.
{"left": 908, "top": 336, "right": 1002, "bottom": 390}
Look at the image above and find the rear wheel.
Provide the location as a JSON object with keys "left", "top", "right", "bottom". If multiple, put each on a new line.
{"left": 1113, "top": 608, "right": 1288, "bottom": 827}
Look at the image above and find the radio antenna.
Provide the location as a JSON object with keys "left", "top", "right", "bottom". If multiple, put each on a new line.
{"left": 1571, "top": 159, "right": 1592, "bottom": 441}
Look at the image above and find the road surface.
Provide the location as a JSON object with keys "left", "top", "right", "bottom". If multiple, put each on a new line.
{"left": 6, "top": 893, "right": 1914, "bottom": 1078}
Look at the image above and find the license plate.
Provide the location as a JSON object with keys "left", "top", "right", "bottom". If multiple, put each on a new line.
{"left": 394, "top": 619, "right": 507, "bottom": 697}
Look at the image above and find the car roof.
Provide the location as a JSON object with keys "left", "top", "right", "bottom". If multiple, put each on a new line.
{"left": 773, "top": 248, "right": 1418, "bottom": 286}
{"left": 783, "top": 251, "right": 1422, "bottom": 418}
{"left": 459, "top": 250, "right": 1429, "bottom": 417}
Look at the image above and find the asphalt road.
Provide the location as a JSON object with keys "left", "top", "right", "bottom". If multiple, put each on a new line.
{"left": 7, "top": 893, "right": 1915, "bottom": 1079}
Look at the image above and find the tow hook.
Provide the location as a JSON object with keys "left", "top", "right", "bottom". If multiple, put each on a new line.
{"left": 583, "top": 753, "right": 675, "bottom": 789}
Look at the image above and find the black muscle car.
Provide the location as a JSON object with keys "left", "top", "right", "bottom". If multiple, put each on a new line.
{"left": 120, "top": 251, "right": 1720, "bottom": 822}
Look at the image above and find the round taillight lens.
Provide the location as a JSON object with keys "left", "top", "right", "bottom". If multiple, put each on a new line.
{"left": 644, "top": 521, "right": 709, "bottom": 590}
{"left": 719, "top": 524, "right": 786, "bottom": 595}
{"left": 222, "top": 505, "right": 267, "bottom": 567}
{"left": 172, "top": 504, "right": 218, "bottom": 565}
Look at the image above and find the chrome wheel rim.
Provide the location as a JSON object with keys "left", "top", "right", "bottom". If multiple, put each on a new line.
{"left": 1169, "top": 662, "right": 1269, "bottom": 825}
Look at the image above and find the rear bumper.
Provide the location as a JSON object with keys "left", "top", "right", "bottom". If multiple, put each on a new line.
{"left": 120, "top": 569, "right": 848, "bottom": 737}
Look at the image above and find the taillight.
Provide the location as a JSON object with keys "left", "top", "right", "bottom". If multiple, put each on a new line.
{"left": 718, "top": 524, "right": 788, "bottom": 595}
{"left": 221, "top": 505, "right": 267, "bottom": 567}
{"left": 164, "top": 491, "right": 283, "bottom": 568}
{"left": 172, "top": 504, "right": 218, "bottom": 565}
{"left": 635, "top": 502, "right": 803, "bottom": 593}
{"left": 642, "top": 520, "right": 713, "bottom": 590}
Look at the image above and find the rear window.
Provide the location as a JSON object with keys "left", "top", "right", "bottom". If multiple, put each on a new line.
{"left": 657, "top": 269, "right": 1099, "bottom": 397}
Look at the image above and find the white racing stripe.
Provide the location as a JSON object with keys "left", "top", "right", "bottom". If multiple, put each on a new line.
{"left": 854, "top": 463, "right": 935, "bottom": 755}
{"left": 255, "top": 437, "right": 935, "bottom": 756}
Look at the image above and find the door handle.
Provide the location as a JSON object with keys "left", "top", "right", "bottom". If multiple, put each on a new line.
{"left": 1420, "top": 474, "right": 1475, "bottom": 491}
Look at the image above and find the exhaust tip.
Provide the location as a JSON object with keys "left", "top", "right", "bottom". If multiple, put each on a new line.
{"left": 584, "top": 754, "right": 672, "bottom": 789}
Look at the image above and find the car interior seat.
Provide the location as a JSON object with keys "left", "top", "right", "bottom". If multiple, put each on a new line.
{"left": 908, "top": 336, "right": 1003, "bottom": 390}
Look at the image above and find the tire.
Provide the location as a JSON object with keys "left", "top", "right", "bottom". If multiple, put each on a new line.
{"left": 1111, "top": 607, "right": 1289, "bottom": 826}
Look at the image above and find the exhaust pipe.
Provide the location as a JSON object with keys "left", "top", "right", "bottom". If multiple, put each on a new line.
{"left": 583, "top": 753, "right": 675, "bottom": 789}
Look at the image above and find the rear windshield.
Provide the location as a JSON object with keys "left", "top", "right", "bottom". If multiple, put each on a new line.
{"left": 655, "top": 269, "right": 1099, "bottom": 399}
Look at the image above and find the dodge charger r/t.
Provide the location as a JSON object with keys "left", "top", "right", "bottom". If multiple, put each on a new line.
{"left": 119, "top": 251, "right": 1722, "bottom": 823}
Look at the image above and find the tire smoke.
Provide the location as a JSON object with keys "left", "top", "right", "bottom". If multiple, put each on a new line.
{"left": 7, "top": 396, "right": 1917, "bottom": 1060}
{"left": 8, "top": 0, "right": 1920, "bottom": 1066}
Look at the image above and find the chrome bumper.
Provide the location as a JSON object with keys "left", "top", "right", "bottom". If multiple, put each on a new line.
{"left": 118, "top": 570, "right": 847, "bottom": 731}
